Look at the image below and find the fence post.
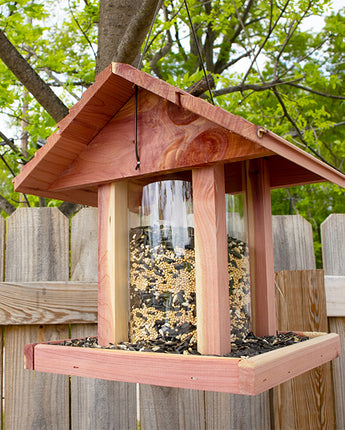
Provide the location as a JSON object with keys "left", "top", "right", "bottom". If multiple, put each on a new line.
{"left": 70, "top": 208, "right": 137, "bottom": 429}
{"left": 4, "top": 208, "right": 70, "bottom": 430}
{"left": 272, "top": 214, "right": 335, "bottom": 430}
{"left": 321, "top": 214, "right": 345, "bottom": 430}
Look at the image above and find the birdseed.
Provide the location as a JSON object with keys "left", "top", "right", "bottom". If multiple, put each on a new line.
{"left": 57, "top": 331, "right": 309, "bottom": 358}
{"left": 129, "top": 225, "right": 251, "bottom": 348}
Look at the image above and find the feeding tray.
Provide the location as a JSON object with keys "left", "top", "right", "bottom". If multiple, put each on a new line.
{"left": 25, "top": 332, "right": 338, "bottom": 395}
{"left": 14, "top": 63, "right": 344, "bottom": 393}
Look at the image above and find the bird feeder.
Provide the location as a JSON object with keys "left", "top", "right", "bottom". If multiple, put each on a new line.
{"left": 14, "top": 63, "right": 342, "bottom": 395}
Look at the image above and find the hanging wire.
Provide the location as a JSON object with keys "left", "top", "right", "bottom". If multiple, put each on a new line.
{"left": 135, "top": 0, "right": 164, "bottom": 169}
{"left": 137, "top": 0, "right": 165, "bottom": 70}
{"left": 183, "top": 0, "right": 215, "bottom": 104}
{"left": 134, "top": 85, "right": 140, "bottom": 170}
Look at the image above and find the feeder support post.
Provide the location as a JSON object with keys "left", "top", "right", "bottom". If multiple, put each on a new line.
{"left": 245, "top": 159, "right": 276, "bottom": 336}
{"left": 98, "top": 181, "right": 129, "bottom": 346}
{"left": 193, "top": 164, "right": 231, "bottom": 355}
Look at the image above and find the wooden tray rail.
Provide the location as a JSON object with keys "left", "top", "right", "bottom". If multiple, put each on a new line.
{"left": 24, "top": 332, "right": 340, "bottom": 395}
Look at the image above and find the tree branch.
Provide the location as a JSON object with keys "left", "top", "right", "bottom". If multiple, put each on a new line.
{"left": 273, "top": 88, "right": 304, "bottom": 140}
{"left": 40, "top": 66, "right": 81, "bottom": 100}
{"left": 274, "top": 32, "right": 331, "bottom": 81}
{"left": 287, "top": 83, "right": 345, "bottom": 100}
{"left": 231, "top": 0, "right": 255, "bottom": 44}
{"left": 174, "top": 22, "right": 188, "bottom": 62}
{"left": 214, "top": 0, "right": 255, "bottom": 74}
{"left": 240, "top": 0, "right": 291, "bottom": 85}
{"left": 272, "top": 87, "right": 343, "bottom": 172}
{"left": 21, "top": 46, "right": 82, "bottom": 101}
{"left": 213, "top": 77, "right": 303, "bottom": 97}
{"left": 0, "top": 130, "right": 26, "bottom": 159}
{"left": 0, "top": 151, "right": 17, "bottom": 178}
{"left": 133, "top": 1, "right": 184, "bottom": 67}
{"left": 202, "top": 0, "right": 215, "bottom": 72}
{"left": 0, "top": 29, "right": 69, "bottom": 122}
{"left": 150, "top": 6, "right": 173, "bottom": 74}
{"left": 186, "top": 74, "right": 215, "bottom": 97}
{"left": 273, "top": 3, "right": 314, "bottom": 79}
{"left": 68, "top": 0, "right": 97, "bottom": 59}
{"left": 0, "top": 136, "right": 31, "bottom": 207}
{"left": 216, "top": 51, "right": 251, "bottom": 75}
{"left": 273, "top": 19, "right": 297, "bottom": 78}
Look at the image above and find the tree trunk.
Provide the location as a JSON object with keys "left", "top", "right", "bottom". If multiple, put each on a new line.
{"left": 96, "top": 0, "right": 160, "bottom": 75}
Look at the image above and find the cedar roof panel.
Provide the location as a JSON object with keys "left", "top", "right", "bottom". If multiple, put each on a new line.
{"left": 13, "top": 62, "right": 345, "bottom": 204}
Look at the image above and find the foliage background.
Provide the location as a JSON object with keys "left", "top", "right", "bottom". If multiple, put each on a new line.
{"left": 0, "top": 0, "right": 344, "bottom": 265}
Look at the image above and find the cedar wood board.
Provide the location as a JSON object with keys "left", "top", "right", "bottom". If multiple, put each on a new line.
{"left": 24, "top": 332, "right": 339, "bottom": 396}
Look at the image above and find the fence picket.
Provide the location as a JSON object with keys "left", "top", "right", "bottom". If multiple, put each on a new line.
{"left": 273, "top": 215, "right": 316, "bottom": 271}
{"left": 321, "top": 214, "right": 345, "bottom": 430}
{"left": 4, "top": 208, "right": 70, "bottom": 430}
{"left": 70, "top": 208, "right": 137, "bottom": 429}
{"left": 204, "top": 392, "right": 271, "bottom": 429}
{"left": 272, "top": 215, "right": 335, "bottom": 430}
{"left": 140, "top": 386, "right": 205, "bottom": 430}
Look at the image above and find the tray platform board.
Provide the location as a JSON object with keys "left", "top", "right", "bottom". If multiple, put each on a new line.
{"left": 24, "top": 332, "right": 340, "bottom": 395}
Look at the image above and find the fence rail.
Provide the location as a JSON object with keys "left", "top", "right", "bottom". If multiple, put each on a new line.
{"left": 0, "top": 208, "right": 344, "bottom": 429}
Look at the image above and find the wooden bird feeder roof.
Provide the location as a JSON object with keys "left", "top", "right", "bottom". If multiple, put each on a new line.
{"left": 13, "top": 62, "right": 345, "bottom": 203}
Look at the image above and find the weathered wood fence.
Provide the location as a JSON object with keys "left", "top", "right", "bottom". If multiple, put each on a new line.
{"left": 0, "top": 207, "right": 344, "bottom": 429}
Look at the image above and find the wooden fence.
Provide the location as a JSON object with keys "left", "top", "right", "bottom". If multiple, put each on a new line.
{"left": 0, "top": 207, "right": 344, "bottom": 429}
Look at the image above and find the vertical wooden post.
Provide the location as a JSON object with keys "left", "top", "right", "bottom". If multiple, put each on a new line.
{"left": 321, "top": 214, "right": 345, "bottom": 430}
{"left": 98, "top": 182, "right": 129, "bottom": 346}
{"left": 193, "top": 164, "right": 230, "bottom": 355}
{"left": 245, "top": 159, "right": 276, "bottom": 336}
